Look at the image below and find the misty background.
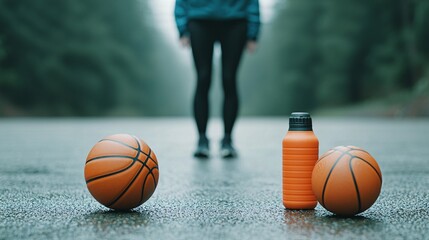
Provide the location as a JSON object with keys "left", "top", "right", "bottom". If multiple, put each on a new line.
{"left": 0, "top": 0, "right": 428, "bottom": 117}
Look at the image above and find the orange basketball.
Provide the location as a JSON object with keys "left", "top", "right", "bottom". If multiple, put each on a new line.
{"left": 84, "top": 134, "right": 159, "bottom": 210}
{"left": 312, "top": 146, "right": 382, "bottom": 216}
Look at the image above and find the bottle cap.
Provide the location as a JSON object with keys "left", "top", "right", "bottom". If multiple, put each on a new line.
{"left": 289, "top": 112, "right": 313, "bottom": 131}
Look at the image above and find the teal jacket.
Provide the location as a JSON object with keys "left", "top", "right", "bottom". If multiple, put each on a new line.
{"left": 174, "top": 0, "right": 261, "bottom": 41}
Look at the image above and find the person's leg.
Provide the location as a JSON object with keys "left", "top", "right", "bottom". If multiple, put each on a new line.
{"left": 188, "top": 20, "right": 216, "bottom": 157}
{"left": 219, "top": 20, "right": 247, "bottom": 143}
{"left": 218, "top": 19, "right": 247, "bottom": 158}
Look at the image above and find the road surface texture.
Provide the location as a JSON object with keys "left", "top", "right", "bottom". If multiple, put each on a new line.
{"left": 0, "top": 117, "right": 428, "bottom": 239}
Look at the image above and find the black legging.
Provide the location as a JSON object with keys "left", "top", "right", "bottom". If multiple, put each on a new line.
{"left": 188, "top": 19, "right": 247, "bottom": 137}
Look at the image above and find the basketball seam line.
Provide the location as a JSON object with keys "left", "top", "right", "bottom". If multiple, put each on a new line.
{"left": 85, "top": 161, "right": 136, "bottom": 184}
{"left": 343, "top": 147, "right": 371, "bottom": 156}
{"left": 99, "top": 138, "right": 157, "bottom": 165}
{"left": 321, "top": 149, "right": 352, "bottom": 208}
{"left": 86, "top": 155, "right": 134, "bottom": 164}
{"left": 85, "top": 157, "right": 151, "bottom": 182}
{"left": 107, "top": 164, "right": 145, "bottom": 208}
{"left": 107, "top": 136, "right": 159, "bottom": 208}
{"left": 136, "top": 137, "right": 159, "bottom": 206}
{"left": 86, "top": 155, "right": 150, "bottom": 166}
{"left": 106, "top": 136, "right": 145, "bottom": 208}
{"left": 316, "top": 146, "right": 370, "bottom": 165}
{"left": 316, "top": 150, "right": 335, "bottom": 164}
{"left": 85, "top": 145, "right": 158, "bottom": 184}
{"left": 349, "top": 157, "right": 362, "bottom": 214}
{"left": 136, "top": 136, "right": 155, "bottom": 206}
{"left": 352, "top": 156, "right": 382, "bottom": 182}
{"left": 347, "top": 147, "right": 370, "bottom": 155}
{"left": 138, "top": 166, "right": 158, "bottom": 206}
{"left": 329, "top": 148, "right": 382, "bottom": 181}
{"left": 139, "top": 170, "right": 150, "bottom": 205}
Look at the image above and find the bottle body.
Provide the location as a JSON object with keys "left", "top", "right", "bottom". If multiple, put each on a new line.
{"left": 282, "top": 130, "right": 319, "bottom": 209}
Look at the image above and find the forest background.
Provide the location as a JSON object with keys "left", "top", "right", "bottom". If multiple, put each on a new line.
{"left": 0, "top": 0, "right": 428, "bottom": 117}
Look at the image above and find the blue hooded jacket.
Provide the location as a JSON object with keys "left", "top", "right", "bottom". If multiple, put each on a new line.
{"left": 174, "top": 0, "right": 261, "bottom": 41}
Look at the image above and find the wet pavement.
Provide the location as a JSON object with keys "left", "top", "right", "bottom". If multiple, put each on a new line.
{"left": 0, "top": 117, "right": 428, "bottom": 239}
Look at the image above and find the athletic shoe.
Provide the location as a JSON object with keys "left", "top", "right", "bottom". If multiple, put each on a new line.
{"left": 194, "top": 136, "right": 210, "bottom": 158}
{"left": 220, "top": 137, "right": 237, "bottom": 159}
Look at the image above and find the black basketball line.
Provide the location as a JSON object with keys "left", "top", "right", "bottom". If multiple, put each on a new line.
{"left": 316, "top": 146, "right": 347, "bottom": 164}
{"left": 321, "top": 150, "right": 351, "bottom": 207}
{"left": 316, "top": 149, "right": 335, "bottom": 164}
{"left": 86, "top": 154, "right": 152, "bottom": 166}
{"left": 150, "top": 167, "right": 158, "bottom": 187}
{"left": 86, "top": 155, "right": 151, "bottom": 169}
{"left": 86, "top": 155, "right": 134, "bottom": 164}
{"left": 137, "top": 156, "right": 158, "bottom": 205}
{"left": 100, "top": 138, "right": 157, "bottom": 164}
{"left": 107, "top": 164, "right": 144, "bottom": 208}
{"left": 349, "top": 157, "right": 362, "bottom": 213}
{"left": 134, "top": 137, "right": 159, "bottom": 206}
{"left": 85, "top": 153, "right": 145, "bottom": 183}
{"left": 86, "top": 136, "right": 158, "bottom": 208}
{"left": 147, "top": 166, "right": 159, "bottom": 188}
{"left": 130, "top": 136, "right": 158, "bottom": 167}
{"left": 138, "top": 172, "right": 149, "bottom": 205}
{"left": 347, "top": 147, "right": 371, "bottom": 155}
{"left": 106, "top": 137, "right": 158, "bottom": 208}
{"left": 86, "top": 161, "right": 136, "bottom": 184}
{"left": 99, "top": 138, "right": 148, "bottom": 157}
{"left": 106, "top": 136, "right": 143, "bottom": 207}
{"left": 138, "top": 167, "right": 156, "bottom": 205}
{"left": 132, "top": 136, "right": 155, "bottom": 168}
{"left": 324, "top": 147, "right": 381, "bottom": 182}
{"left": 352, "top": 156, "right": 382, "bottom": 182}
{"left": 317, "top": 147, "right": 371, "bottom": 165}
{"left": 141, "top": 166, "right": 159, "bottom": 205}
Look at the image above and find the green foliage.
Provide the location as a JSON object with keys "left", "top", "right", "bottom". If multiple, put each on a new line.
{"left": 0, "top": 0, "right": 153, "bottom": 116}
{"left": 278, "top": 0, "right": 429, "bottom": 111}
{"left": 1, "top": 0, "right": 428, "bottom": 116}
{"left": 278, "top": 0, "right": 321, "bottom": 111}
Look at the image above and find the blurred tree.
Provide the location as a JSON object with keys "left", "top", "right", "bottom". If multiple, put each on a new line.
{"left": 277, "top": 0, "right": 429, "bottom": 111}
{"left": 1, "top": 0, "right": 428, "bottom": 116}
{"left": 274, "top": 0, "right": 321, "bottom": 112}
{"left": 317, "top": 0, "right": 369, "bottom": 105}
{"left": 0, "top": 0, "right": 153, "bottom": 116}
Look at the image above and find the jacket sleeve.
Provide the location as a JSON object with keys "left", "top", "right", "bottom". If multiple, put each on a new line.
{"left": 247, "top": 0, "right": 261, "bottom": 41}
{"left": 175, "top": 0, "right": 188, "bottom": 37}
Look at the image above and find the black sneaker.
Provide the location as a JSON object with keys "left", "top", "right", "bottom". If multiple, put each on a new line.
{"left": 194, "top": 136, "right": 209, "bottom": 158}
{"left": 220, "top": 137, "right": 237, "bottom": 159}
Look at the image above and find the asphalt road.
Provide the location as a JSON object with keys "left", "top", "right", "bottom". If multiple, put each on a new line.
{"left": 0, "top": 117, "right": 428, "bottom": 239}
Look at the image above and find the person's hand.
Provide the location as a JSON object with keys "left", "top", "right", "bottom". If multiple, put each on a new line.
{"left": 180, "top": 36, "right": 190, "bottom": 48}
{"left": 246, "top": 40, "right": 257, "bottom": 53}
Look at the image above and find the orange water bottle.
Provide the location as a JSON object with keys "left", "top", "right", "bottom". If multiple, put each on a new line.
{"left": 282, "top": 112, "right": 318, "bottom": 209}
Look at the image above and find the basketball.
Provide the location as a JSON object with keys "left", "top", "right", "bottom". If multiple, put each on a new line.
{"left": 84, "top": 134, "right": 159, "bottom": 210}
{"left": 312, "top": 146, "right": 382, "bottom": 216}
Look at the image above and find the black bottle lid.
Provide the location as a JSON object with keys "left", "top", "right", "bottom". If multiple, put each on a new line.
{"left": 289, "top": 112, "right": 313, "bottom": 131}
